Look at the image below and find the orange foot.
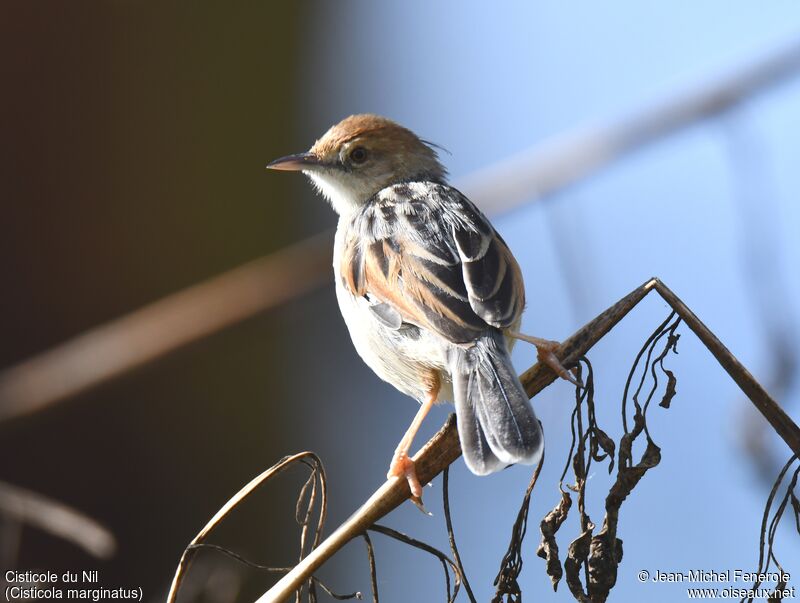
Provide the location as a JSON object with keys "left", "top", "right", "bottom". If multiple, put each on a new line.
{"left": 387, "top": 450, "right": 423, "bottom": 500}
{"left": 535, "top": 338, "right": 583, "bottom": 387}
{"left": 507, "top": 331, "right": 583, "bottom": 387}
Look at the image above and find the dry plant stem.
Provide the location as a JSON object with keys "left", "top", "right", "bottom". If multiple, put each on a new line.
{"left": 0, "top": 480, "right": 115, "bottom": 559}
{"left": 259, "top": 279, "right": 655, "bottom": 603}
{"left": 257, "top": 419, "right": 462, "bottom": 603}
{"left": 519, "top": 278, "right": 658, "bottom": 397}
{"left": 0, "top": 234, "right": 332, "bottom": 423}
{"left": 256, "top": 277, "right": 800, "bottom": 603}
{"left": 167, "top": 452, "right": 326, "bottom": 603}
{"left": 443, "top": 467, "right": 477, "bottom": 603}
{"left": 4, "top": 38, "right": 800, "bottom": 423}
{"left": 361, "top": 533, "right": 379, "bottom": 603}
{"left": 651, "top": 280, "right": 800, "bottom": 457}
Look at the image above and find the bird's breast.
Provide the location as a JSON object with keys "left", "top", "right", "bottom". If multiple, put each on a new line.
{"left": 332, "top": 224, "right": 450, "bottom": 402}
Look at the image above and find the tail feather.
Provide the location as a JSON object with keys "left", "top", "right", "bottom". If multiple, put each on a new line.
{"left": 450, "top": 332, "right": 543, "bottom": 476}
{"left": 454, "top": 379, "right": 506, "bottom": 475}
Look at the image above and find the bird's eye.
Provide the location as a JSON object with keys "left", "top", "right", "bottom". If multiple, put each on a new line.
{"left": 349, "top": 146, "right": 368, "bottom": 164}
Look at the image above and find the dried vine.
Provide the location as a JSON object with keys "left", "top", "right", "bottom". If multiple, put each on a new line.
{"left": 165, "top": 278, "right": 800, "bottom": 603}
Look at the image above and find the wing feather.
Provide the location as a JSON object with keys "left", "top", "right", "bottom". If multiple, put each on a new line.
{"left": 339, "top": 183, "right": 524, "bottom": 343}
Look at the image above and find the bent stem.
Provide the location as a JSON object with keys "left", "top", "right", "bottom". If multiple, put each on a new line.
{"left": 244, "top": 277, "right": 799, "bottom": 603}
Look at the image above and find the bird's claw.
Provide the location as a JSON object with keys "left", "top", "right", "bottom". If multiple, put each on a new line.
{"left": 506, "top": 330, "right": 584, "bottom": 388}
{"left": 535, "top": 340, "right": 584, "bottom": 388}
{"left": 411, "top": 496, "right": 432, "bottom": 515}
{"left": 388, "top": 451, "right": 428, "bottom": 507}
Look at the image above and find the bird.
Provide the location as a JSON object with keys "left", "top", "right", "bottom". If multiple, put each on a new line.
{"left": 267, "top": 114, "right": 576, "bottom": 501}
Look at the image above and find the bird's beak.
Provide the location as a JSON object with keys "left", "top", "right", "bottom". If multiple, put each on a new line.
{"left": 266, "top": 152, "right": 320, "bottom": 172}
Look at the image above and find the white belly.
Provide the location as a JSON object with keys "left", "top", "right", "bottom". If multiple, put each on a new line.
{"left": 333, "top": 228, "right": 451, "bottom": 402}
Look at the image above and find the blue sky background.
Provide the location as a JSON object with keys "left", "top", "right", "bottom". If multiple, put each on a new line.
{"left": 293, "top": 3, "right": 800, "bottom": 601}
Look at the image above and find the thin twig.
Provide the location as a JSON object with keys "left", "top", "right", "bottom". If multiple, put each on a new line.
{"left": 258, "top": 279, "right": 656, "bottom": 603}
{"left": 493, "top": 446, "right": 546, "bottom": 602}
{"left": 186, "top": 543, "right": 362, "bottom": 601}
{"left": 254, "top": 277, "right": 800, "bottom": 603}
{"left": 0, "top": 480, "right": 115, "bottom": 559}
{"left": 369, "top": 524, "right": 462, "bottom": 603}
{"left": 581, "top": 317, "right": 679, "bottom": 602}
{"left": 651, "top": 280, "right": 800, "bottom": 457}
{"left": 167, "top": 452, "right": 325, "bottom": 603}
{"left": 256, "top": 417, "right": 462, "bottom": 603}
{"left": 361, "top": 533, "right": 379, "bottom": 603}
{"left": 4, "top": 37, "right": 800, "bottom": 421}
{"left": 443, "top": 467, "right": 477, "bottom": 603}
{"left": 745, "top": 455, "right": 799, "bottom": 602}
{"left": 0, "top": 234, "right": 332, "bottom": 423}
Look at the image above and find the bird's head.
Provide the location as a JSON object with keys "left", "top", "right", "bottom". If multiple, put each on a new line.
{"left": 267, "top": 114, "right": 446, "bottom": 215}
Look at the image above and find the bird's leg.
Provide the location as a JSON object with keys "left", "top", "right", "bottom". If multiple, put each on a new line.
{"left": 388, "top": 374, "right": 440, "bottom": 501}
{"left": 506, "top": 330, "right": 583, "bottom": 387}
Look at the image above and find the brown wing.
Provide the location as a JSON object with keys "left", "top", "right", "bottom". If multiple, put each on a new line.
{"left": 340, "top": 183, "right": 525, "bottom": 345}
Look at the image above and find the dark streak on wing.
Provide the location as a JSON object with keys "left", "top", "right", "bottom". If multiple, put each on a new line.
{"left": 370, "top": 240, "right": 390, "bottom": 277}
{"left": 463, "top": 236, "right": 522, "bottom": 326}
{"left": 340, "top": 182, "right": 525, "bottom": 344}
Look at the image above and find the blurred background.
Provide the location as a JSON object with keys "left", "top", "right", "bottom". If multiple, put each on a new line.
{"left": 2, "top": 2, "right": 799, "bottom": 602}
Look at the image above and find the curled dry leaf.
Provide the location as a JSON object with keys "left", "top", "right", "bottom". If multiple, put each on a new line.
{"left": 564, "top": 529, "right": 593, "bottom": 603}
{"left": 592, "top": 428, "right": 616, "bottom": 473}
{"left": 537, "top": 490, "right": 573, "bottom": 590}
{"left": 659, "top": 368, "right": 677, "bottom": 409}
